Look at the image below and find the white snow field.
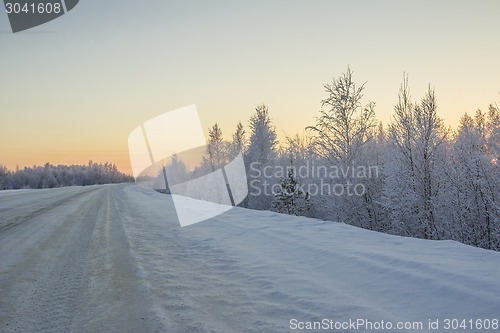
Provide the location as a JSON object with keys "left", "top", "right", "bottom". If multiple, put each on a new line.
{"left": 0, "top": 184, "right": 499, "bottom": 333}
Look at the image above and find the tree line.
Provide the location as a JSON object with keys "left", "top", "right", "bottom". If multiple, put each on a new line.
{"left": 164, "top": 67, "right": 499, "bottom": 251}
{"left": 0, "top": 161, "right": 133, "bottom": 190}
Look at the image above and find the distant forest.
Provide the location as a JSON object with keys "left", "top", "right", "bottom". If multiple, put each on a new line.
{"left": 0, "top": 161, "right": 133, "bottom": 190}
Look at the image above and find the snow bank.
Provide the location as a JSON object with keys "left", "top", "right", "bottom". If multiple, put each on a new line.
{"left": 122, "top": 185, "right": 500, "bottom": 332}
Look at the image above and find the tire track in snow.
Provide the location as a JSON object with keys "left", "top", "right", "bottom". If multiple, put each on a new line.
{"left": 0, "top": 186, "right": 101, "bottom": 240}
{"left": 72, "top": 188, "right": 161, "bottom": 333}
{"left": 1, "top": 187, "right": 102, "bottom": 333}
{"left": 1, "top": 185, "right": 160, "bottom": 333}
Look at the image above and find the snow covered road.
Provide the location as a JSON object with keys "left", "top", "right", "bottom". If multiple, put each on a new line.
{"left": 1, "top": 184, "right": 499, "bottom": 333}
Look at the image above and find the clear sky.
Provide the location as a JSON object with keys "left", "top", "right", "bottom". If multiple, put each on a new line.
{"left": 1, "top": 0, "right": 499, "bottom": 175}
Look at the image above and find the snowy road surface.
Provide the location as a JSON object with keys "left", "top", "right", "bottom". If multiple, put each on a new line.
{"left": 1, "top": 184, "right": 499, "bottom": 333}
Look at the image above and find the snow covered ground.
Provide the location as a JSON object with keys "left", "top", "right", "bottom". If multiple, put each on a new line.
{"left": 1, "top": 184, "right": 499, "bottom": 332}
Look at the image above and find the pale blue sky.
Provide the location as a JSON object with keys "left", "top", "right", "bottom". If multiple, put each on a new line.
{"left": 1, "top": 0, "right": 499, "bottom": 173}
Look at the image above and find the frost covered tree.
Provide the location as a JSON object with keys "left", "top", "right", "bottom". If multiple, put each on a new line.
{"left": 274, "top": 134, "right": 317, "bottom": 215}
{"left": 272, "top": 169, "right": 311, "bottom": 216}
{"left": 307, "top": 66, "right": 376, "bottom": 167}
{"left": 306, "top": 67, "right": 378, "bottom": 228}
{"left": 358, "top": 122, "right": 387, "bottom": 232}
{"left": 487, "top": 102, "right": 500, "bottom": 157}
{"left": 229, "top": 121, "right": 247, "bottom": 159}
{"left": 246, "top": 104, "right": 278, "bottom": 210}
{"left": 413, "top": 86, "right": 447, "bottom": 239}
{"left": 247, "top": 104, "right": 277, "bottom": 167}
{"left": 0, "top": 165, "right": 11, "bottom": 190}
{"left": 385, "top": 75, "right": 447, "bottom": 239}
{"left": 447, "top": 110, "right": 500, "bottom": 250}
{"left": 206, "top": 123, "right": 228, "bottom": 171}
{"left": 384, "top": 74, "right": 418, "bottom": 236}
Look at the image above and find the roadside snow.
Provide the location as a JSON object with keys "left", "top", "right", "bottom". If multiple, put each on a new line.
{"left": 121, "top": 185, "right": 500, "bottom": 332}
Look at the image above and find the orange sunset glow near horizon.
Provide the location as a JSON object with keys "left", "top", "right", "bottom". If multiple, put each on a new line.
{"left": 1, "top": 1, "right": 499, "bottom": 176}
